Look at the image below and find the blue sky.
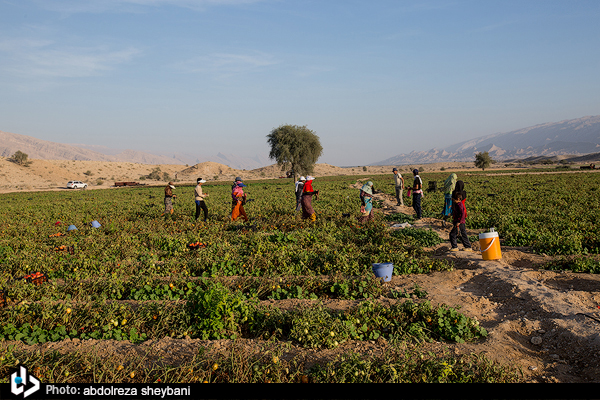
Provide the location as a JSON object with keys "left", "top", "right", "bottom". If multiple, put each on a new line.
{"left": 1, "top": 0, "right": 599, "bottom": 166}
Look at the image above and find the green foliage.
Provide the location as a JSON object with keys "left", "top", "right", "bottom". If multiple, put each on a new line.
{"left": 267, "top": 124, "right": 323, "bottom": 180}
{"left": 186, "top": 283, "right": 255, "bottom": 340}
{"left": 542, "top": 256, "right": 600, "bottom": 274}
{"left": 5, "top": 171, "right": 598, "bottom": 383}
{"left": 0, "top": 343, "right": 521, "bottom": 383}
{"left": 431, "top": 304, "right": 487, "bottom": 343}
{"left": 10, "top": 150, "right": 31, "bottom": 166}
{"left": 289, "top": 305, "right": 350, "bottom": 348}
{"left": 309, "top": 350, "right": 521, "bottom": 383}
{"left": 384, "top": 213, "right": 415, "bottom": 223}
{"left": 474, "top": 151, "right": 493, "bottom": 170}
{"left": 146, "top": 167, "right": 163, "bottom": 180}
{"left": 392, "top": 228, "right": 444, "bottom": 247}
{"left": 390, "top": 284, "right": 428, "bottom": 299}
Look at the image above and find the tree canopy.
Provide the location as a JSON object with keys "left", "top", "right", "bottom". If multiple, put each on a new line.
{"left": 474, "top": 151, "right": 493, "bottom": 171}
{"left": 10, "top": 150, "right": 31, "bottom": 167}
{"left": 267, "top": 124, "right": 323, "bottom": 181}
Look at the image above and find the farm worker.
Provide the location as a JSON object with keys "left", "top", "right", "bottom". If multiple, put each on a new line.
{"left": 232, "top": 176, "right": 243, "bottom": 190}
{"left": 194, "top": 178, "right": 209, "bottom": 222}
{"left": 300, "top": 176, "right": 319, "bottom": 221}
{"left": 162, "top": 182, "right": 177, "bottom": 215}
{"left": 358, "top": 181, "right": 375, "bottom": 223}
{"left": 452, "top": 180, "right": 467, "bottom": 219}
{"left": 231, "top": 180, "right": 249, "bottom": 222}
{"left": 295, "top": 176, "right": 306, "bottom": 211}
{"left": 392, "top": 168, "right": 404, "bottom": 206}
{"left": 449, "top": 192, "right": 472, "bottom": 252}
{"left": 410, "top": 169, "right": 424, "bottom": 220}
{"left": 441, "top": 173, "right": 458, "bottom": 226}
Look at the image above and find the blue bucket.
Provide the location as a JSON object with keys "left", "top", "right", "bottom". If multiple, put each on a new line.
{"left": 67, "top": 225, "right": 77, "bottom": 231}
{"left": 91, "top": 220, "right": 101, "bottom": 228}
{"left": 372, "top": 263, "right": 394, "bottom": 282}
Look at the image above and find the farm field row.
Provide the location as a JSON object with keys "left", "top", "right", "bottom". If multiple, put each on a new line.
{"left": 2, "top": 171, "right": 600, "bottom": 383}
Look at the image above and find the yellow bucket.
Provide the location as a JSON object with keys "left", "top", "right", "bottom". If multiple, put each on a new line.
{"left": 479, "top": 229, "right": 501, "bottom": 260}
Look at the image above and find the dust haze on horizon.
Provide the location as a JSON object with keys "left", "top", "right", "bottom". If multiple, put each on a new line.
{"left": 1, "top": 0, "right": 599, "bottom": 167}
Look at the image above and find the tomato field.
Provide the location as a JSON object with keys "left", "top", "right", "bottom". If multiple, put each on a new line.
{"left": 1, "top": 170, "right": 599, "bottom": 383}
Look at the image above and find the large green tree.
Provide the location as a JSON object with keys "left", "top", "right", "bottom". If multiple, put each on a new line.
{"left": 474, "top": 151, "right": 493, "bottom": 171}
{"left": 267, "top": 124, "right": 323, "bottom": 181}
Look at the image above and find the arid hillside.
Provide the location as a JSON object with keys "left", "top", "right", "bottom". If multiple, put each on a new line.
{"left": 0, "top": 157, "right": 493, "bottom": 193}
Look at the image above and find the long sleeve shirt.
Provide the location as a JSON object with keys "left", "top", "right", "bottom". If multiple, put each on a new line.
{"left": 452, "top": 201, "right": 466, "bottom": 224}
{"left": 194, "top": 185, "right": 205, "bottom": 201}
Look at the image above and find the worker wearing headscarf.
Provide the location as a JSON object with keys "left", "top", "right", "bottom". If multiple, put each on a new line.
{"left": 358, "top": 181, "right": 375, "bottom": 223}
{"left": 300, "top": 176, "right": 318, "bottom": 221}
{"left": 295, "top": 176, "right": 306, "bottom": 211}
{"left": 441, "top": 173, "right": 457, "bottom": 225}
{"left": 452, "top": 180, "right": 467, "bottom": 219}
{"left": 231, "top": 180, "right": 249, "bottom": 222}
{"left": 163, "top": 182, "right": 176, "bottom": 215}
{"left": 411, "top": 169, "right": 423, "bottom": 220}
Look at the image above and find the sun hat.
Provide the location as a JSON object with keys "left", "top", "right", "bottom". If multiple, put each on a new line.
{"left": 169, "top": 185, "right": 175, "bottom": 189}
{"left": 361, "top": 183, "right": 373, "bottom": 195}
{"left": 300, "top": 176, "right": 306, "bottom": 181}
{"left": 306, "top": 176, "right": 315, "bottom": 180}
{"left": 197, "top": 178, "right": 206, "bottom": 183}
{"left": 392, "top": 168, "right": 398, "bottom": 172}
{"left": 235, "top": 176, "right": 242, "bottom": 182}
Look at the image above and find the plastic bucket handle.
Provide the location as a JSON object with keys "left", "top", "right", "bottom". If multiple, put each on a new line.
{"left": 480, "top": 237, "right": 496, "bottom": 253}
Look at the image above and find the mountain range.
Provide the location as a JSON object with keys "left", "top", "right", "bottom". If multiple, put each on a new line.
{"left": 3, "top": 115, "right": 600, "bottom": 169}
{"left": 0, "top": 130, "right": 271, "bottom": 170}
{"left": 371, "top": 115, "right": 600, "bottom": 165}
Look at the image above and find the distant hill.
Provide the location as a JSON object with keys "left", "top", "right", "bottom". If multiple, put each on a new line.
{"left": 0, "top": 130, "right": 271, "bottom": 169}
{"left": 0, "top": 130, "right": 116, "bottom": 162}
{"left": 372, "top": 115, "right": 600, "bottom": 165}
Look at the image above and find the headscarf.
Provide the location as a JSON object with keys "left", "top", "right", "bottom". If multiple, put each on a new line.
{"left": 443, "top": 173, "right": 457, "bottom": 194}
{"left": 232, "top": 182, "right": 246, "bottom": 199}
{"left": 303, "top": 178, "right": 314, "bottom": 193}
{"left": 452, "top": 180, "right": 466, "bottom": 200}
{"left": 360, "top": 181, "right": 373, "bottom": 195}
